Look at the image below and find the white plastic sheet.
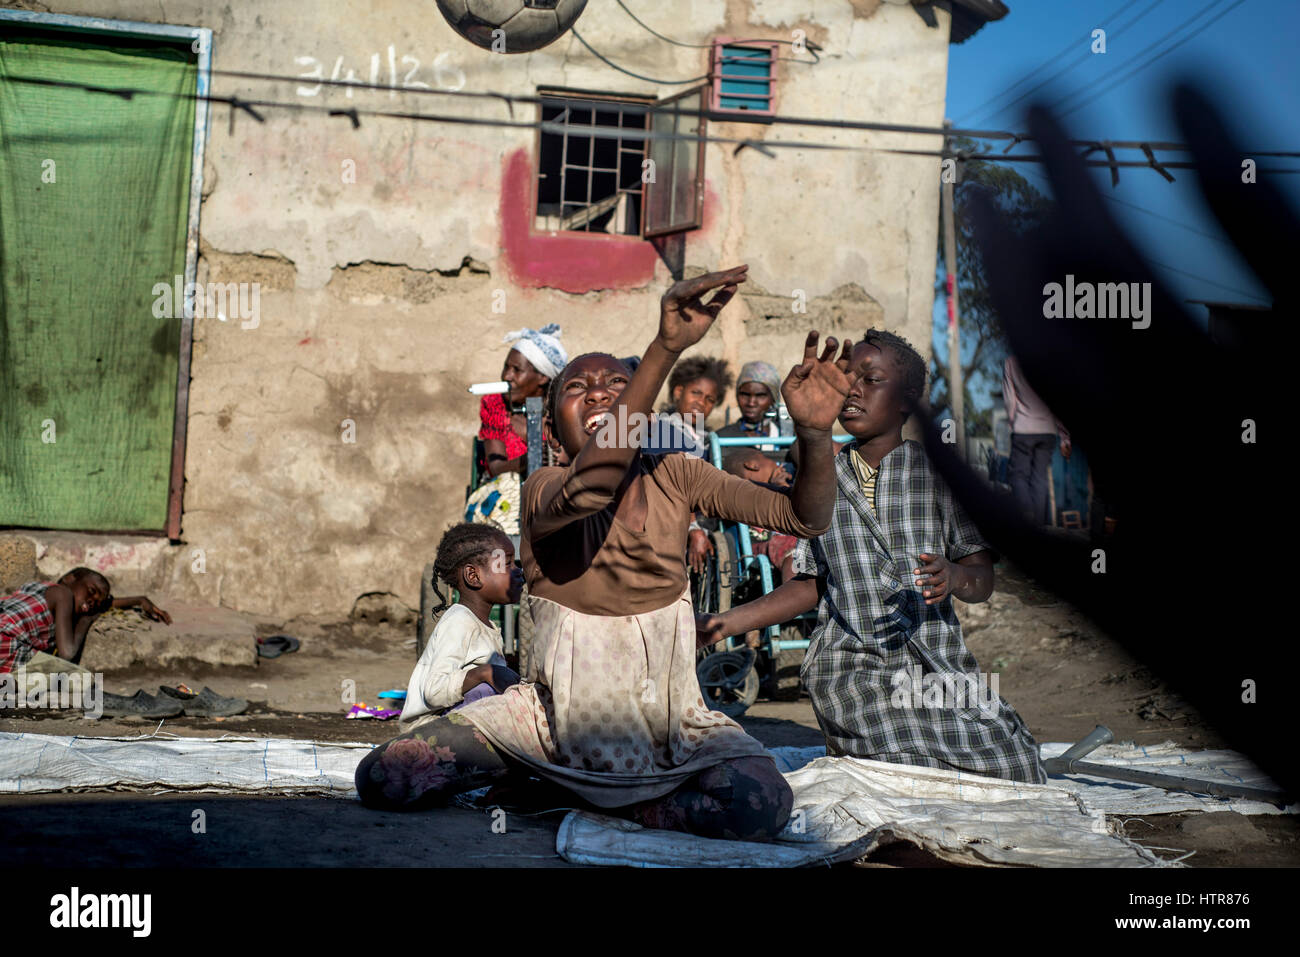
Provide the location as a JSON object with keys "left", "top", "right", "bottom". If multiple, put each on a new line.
{"left": 1039, "top": 740, "right": 1297, "bottom": 817}
{"left": 559, "top": 754, "right": 1168, "bottom": 868}
{"left": 2, "top": 732, "right": 1292, "bottom": 869}
{"left": 0, "top": 730, "right": 367, "bottom": 795}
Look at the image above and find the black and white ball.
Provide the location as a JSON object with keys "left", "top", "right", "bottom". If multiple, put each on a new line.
{"left": 437, "top": 0, "right": 590, "bottom": 54}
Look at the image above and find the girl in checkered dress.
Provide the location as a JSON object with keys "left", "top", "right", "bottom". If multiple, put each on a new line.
{"left": 700, "top": 331, "right": 1046, "bottom": 784}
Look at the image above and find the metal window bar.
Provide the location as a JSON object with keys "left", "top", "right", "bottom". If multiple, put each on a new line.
{"left": 543, "top": 95, "right": 647, "bottom": 234}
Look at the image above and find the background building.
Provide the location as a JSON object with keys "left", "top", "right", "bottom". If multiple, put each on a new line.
{"left": 0, "top": 0, "right": 1002, "bottom": 616}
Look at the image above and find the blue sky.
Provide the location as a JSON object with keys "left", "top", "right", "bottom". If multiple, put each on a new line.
{"left": 933, "top": 0, "right": 1298, "bottom": 410}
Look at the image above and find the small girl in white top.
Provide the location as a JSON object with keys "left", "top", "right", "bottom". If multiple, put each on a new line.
{"left": 399, "top": 524, "right": 524, "bottom": 729}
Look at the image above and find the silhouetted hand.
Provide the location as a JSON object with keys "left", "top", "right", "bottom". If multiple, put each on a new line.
{"left": 923, "top": 82, "right": 1294, "bottom": 792}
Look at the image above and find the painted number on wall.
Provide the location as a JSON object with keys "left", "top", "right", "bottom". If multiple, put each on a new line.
{"left": 295, "top": 47, "right": 466, "bottom": 97}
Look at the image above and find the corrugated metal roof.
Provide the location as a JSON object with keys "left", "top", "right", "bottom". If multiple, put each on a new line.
{"left": 912, "top": 0, "right": 1009, "bottom": 45}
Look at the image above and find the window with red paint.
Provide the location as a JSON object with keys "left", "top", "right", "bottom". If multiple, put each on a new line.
{"left": 535, "top": 87, "right": 707, "bottom": 240}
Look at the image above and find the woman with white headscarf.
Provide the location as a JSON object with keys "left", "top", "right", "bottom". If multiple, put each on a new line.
{"left": 478, "top": 324, "right": 568, "bottom": 480}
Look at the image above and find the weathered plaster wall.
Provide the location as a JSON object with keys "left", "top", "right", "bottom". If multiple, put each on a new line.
{"left": 16, "top": 0, "right": 951, "bottom": 616}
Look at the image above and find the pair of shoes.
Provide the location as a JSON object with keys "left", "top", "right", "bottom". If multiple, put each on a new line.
{"left": 159, "top": 684, "right": 248, "bottom": 717}
{"left": 98, "top": 690, "right": 184, "bottom": 719}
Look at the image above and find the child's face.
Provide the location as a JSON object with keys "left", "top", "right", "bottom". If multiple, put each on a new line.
{"left": 551, "top": 354, "right": 632, "bottom": 458}
{"left": 70, "top": 580, "right": 109, "bottom": 616}
{"left": 736, "top": 382, "right": 773, "bottom": 423}
{"left": 672, "top": 377, "right": 720, "bottom": 420}
{"left": 502, "top": 349, "right": 549, "bottom": 405}
{"left": 471, "top": 537, "right": 525, "bottom": 606}
{"left": 839, "top": 342, "right": 909, "bottom": 441}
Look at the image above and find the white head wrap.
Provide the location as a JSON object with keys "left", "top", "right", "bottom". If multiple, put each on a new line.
{"left": 503, "top": 323, "right": 568, "bottom": 380}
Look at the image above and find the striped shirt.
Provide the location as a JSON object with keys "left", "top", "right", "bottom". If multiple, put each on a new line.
{"left": 0, "top": 583, "right": 56, "bottom": 674}
{"left": 849, "top": 447, "right": 879, "bottom": 512}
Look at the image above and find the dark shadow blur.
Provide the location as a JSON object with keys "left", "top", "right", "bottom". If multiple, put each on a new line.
{"left": 922, "top": 81, "right": 1295, "bottom": 794}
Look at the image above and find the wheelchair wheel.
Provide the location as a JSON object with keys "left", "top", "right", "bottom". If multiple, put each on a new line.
{"left": 697, "top": 649, "right": 759, "bottom": 718}
{"left": 690, "top": 529, "right": 736, "bottom": 616}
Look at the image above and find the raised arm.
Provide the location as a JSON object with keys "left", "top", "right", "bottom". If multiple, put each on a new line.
{"left": 781, "top": 332, "right": 854, "bottom": 534}
{"left": 571, "top": 266, "right": 747, "bottom": 493}
{"left": 685, "top": 333, "right": 851, "bottom": 537}
{"left": 529, "top": 266, "right": 748, "bottom": 541}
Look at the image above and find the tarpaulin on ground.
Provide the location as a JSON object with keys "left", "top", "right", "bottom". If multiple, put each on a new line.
{"left": 1038, "top": 740, "right": 1296, "bottom": 817}
{"left": 558, "top": 743, "right": 1295, "bottom": 868}
{"left": 2, "top": 733, "right": 1293, "bottom": 867}
{"left": 560, "top": 755, "right": 1171, "bottom": 868}
{"left": 0, "top": 731, "right": 365, "bottom": 795}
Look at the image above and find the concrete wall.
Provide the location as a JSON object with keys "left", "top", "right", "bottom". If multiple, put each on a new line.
{"left": 8, "top": 0, "right": 952, "bottom": 616}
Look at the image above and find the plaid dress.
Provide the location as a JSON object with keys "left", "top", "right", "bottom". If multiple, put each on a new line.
{"left": 0, "top": 583, "right": 55, "bottom": 674}
{"left": 792, "top": 441, "right": 1046, "bottom": 783}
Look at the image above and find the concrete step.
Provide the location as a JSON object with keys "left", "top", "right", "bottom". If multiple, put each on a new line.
{"left": 81, "top": 603, "right": 259, "bottom": 672}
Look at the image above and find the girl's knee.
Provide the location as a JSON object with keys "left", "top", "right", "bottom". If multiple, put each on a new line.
{"left": 708, "top": 756, "right": 794, "bottom": 841}
{"left": 354, "top": 735, "right": 454, "bottom": 811}
{"left": 355, "top": 753, "right": 383, "bottom": 808}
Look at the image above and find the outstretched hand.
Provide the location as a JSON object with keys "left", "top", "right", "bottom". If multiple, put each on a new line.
{"left": 657, "top": 265, "right": 748, "bottom": 354}
{"left": 138, "top": 598, "right": 172, "bottom": 625}
{"left": 782, "top": 332, "right": 854, "bottom": 433}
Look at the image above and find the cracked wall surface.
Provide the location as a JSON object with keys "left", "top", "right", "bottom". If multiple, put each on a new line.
{"left": 28, "top": 0, "right": 952, "bottom": 616}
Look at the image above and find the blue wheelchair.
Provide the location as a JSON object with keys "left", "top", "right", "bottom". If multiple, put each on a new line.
{"left": 690, "top": 432, "right": 847, "bottom": 718}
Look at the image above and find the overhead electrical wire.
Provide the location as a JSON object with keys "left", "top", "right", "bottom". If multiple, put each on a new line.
{"left": 961, "top": 0, "right": 1166, "bottom": 127}
{"left": 20, "top": 46, "right": 1297, "bottom": 162}
{"left": 1054, "top": 0, "right": 1251, "bottom": 117}
{"left": 955, "top": 0, "right": 1135, "bottom": 124}
{"left": 569, "top": 27, "right": 709, "bottom": 85}
{"left": 1012, "top": 167, "right": 1267, "bottom": 302}
{"left": 612, "top": 0, "right": 822, "bottom": 63}
{"left": 9, "top": 69, "right": 1299, "bottom": 179}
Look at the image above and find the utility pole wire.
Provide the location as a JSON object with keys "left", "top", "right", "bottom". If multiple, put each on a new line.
{"left": 1053, "top": 0, "right": 1249, "bottom": 117}
{"left": 3, "top": 71, "right": 1295, "bottom": 180}
{"left": 964, "top": 0, "right": 1167, "bottom": 128}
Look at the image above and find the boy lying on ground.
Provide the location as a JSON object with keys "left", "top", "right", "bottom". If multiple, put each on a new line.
{"left": 0, "top": 568, "right": 170, "bottom": 676}
{"left": 698, "top": 330, "right": 1046, "bottom": 784}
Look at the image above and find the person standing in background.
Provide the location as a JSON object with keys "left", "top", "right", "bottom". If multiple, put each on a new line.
{"left": 1002, "top": 355, "right": 1071, "bottom": 526}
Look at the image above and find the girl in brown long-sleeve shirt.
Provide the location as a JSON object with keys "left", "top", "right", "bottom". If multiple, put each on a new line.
{"left": 356, "top": 265, "right": 853, "bottom": 841}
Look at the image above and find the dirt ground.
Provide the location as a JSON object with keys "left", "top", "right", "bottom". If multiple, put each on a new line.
{"left": 3, "top": 563, "right": 1297, "bottom": 867}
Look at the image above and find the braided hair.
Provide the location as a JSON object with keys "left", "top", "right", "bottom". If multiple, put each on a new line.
{"left": 861, "top": 328, "right": 926, "bottom": 419}
{"left": 430, "top": 522, "right": 508, "bottom": 611}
